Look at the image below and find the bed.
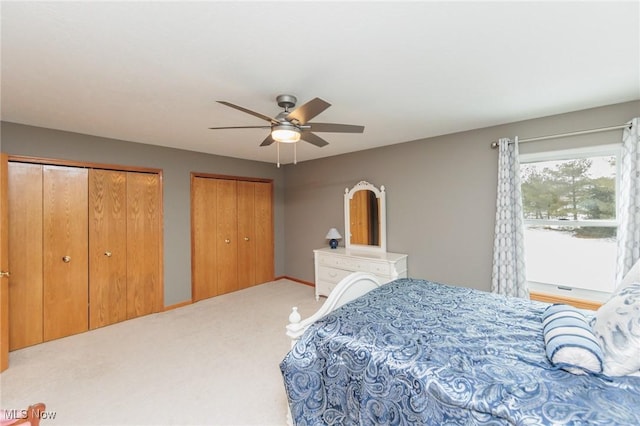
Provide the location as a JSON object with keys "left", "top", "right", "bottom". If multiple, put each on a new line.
{"left": 280, "top": 272, "right": 640, "bottom": 425}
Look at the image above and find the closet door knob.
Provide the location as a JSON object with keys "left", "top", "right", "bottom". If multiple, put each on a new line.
{"left": 0, "top": 271, "right": 10, "bottom": 278}
{"left": 244, "top": 237, "right": 250, "bottom": 241}
{"left": 104, "top": 251, "right": 112, "bottom": 257}
{"left": 62, "top": 256, "right": 71, "bottom": 263}
{"left": 225, "top": 239, "right": 230, "bottom": 244}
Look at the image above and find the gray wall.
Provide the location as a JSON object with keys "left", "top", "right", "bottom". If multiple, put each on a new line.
{"left": 283, "top": 100, "right": 640, "bottom": 291}
{"left": 2, "top": 100, "right": 637, "bottom": 302}
{"left": 0, "top": 122, "right": 286, "bottom": 306}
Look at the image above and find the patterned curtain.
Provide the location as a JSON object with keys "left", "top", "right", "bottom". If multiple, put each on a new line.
{"left": 615, "top": 118, "right": 640, "bottom": 284}
{"left": 491, "top": 137, "right": 528, "bottom": 298}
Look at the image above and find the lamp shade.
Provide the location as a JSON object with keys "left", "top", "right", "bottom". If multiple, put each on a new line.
{"left": 325, "top": 228, "right": 342, "bottom": 240}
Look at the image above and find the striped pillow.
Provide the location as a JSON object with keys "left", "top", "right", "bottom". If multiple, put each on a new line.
{"left": 542, "top": 304, "right": 603, "bottom": 375}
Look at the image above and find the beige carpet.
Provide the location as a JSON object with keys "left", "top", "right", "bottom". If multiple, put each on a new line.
{"left": 0, "top": 279, "right": 321, "bottom": 426}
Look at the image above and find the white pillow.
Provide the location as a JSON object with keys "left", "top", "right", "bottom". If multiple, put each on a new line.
{"left": 617, "top": 258, "right": 640, "bottom": 291}
{"left": 591, "top": 281, "right": 640, "bottom": 376}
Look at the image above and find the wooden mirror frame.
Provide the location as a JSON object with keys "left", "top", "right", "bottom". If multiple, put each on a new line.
{"left": 344, "top": 181, "right": 386, "bottom": 253}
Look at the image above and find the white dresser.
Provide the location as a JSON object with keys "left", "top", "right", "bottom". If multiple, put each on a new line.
{"left": 313, "top": 247, "right": 408, "bottom": 300}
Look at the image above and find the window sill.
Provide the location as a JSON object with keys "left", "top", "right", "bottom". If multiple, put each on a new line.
{"left": 530, "top": 291, "right": 602, "bottom": 311}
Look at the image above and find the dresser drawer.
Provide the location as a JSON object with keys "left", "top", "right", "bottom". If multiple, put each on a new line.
{"left": 319, "top": 254, "right": 366, "bottom": 272}
{"left": 317, "top": 254, "right": 340, "bottom": 268}
{"left": 369, "top": 261, "right": 391, "bottom": 276}
{"left": 317, "top": 280, "right": 337, "bottom": 297}
{"left": 317, "top": 265, "right": 352, "bottom": 284}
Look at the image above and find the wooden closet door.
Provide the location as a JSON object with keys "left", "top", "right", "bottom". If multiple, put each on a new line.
{"left": 1, "top": 155, "right": 9, "bottom": 371}
{"left": 126, "top": 172, "right": 160, "bottom": 319}
{"left": 89, "top": 169, "right": 127, "bottom": 329}
{"left": 254, "top": 182, "right": 274, "bottom": 284}
{"left": 216, "top": 179, "right": 238, "bottom": 295}
{"left": 237, "top": 181, "right": 255, "bottom": 289}
{"left": 192, "top": 176, "right": 218, "bottom": 301}
{"left": 43, "top": 165, "right": 88, "bottom": 342}
{"left": 7, "top": 162, "right": 43, "bottom": 350}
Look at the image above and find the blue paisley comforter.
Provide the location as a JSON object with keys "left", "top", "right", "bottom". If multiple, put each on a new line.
{"left": 280, "top": 278, "right": 640, "bottom": 425}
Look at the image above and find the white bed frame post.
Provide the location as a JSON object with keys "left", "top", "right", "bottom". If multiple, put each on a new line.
{"left": 286, "top": 272, "right": 382, "bottom": 346}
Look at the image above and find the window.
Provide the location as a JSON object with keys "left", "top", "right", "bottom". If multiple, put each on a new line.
{"left": 520, "top": 145, "right": 620, "bottom": 302}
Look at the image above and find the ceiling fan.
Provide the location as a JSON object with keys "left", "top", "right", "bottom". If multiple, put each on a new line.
{"left": 209, "top": 94, "right": 365, "bottom": 149}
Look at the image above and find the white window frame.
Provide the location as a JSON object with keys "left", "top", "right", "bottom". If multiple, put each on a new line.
{"left": 520, "top": 144, "right": 621, "bottom": 302}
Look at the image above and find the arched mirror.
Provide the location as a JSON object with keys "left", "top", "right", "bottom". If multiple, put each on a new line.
{"left": 344, "top": 181, "right": 386, "bottom": 253}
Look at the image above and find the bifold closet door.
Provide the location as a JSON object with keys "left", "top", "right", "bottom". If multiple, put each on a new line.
{"left": 237, "top": 181, "right": 256, "bottom": 289}
{"left": 126, "top": 172, "right": 160, "bottom": 319}
{"left": 192, "top": 177, "right": 218, "bottom": 301}
{"left": 8, "top": 162, "right": 43, "bottom": 350}
{"left": 192, "top": 176, "right": 273, "bottom": 299}
{"left": 253, "top": 181, "right": 274, "bottom": 284}
{"left": 43, "top": 165, "right": 89, "bottom": 342}
{"left": 216, "top": 179, "right": 238, "bottom": 295}
{"left": 89, "top": 169, "right": 127, "bottom": 329}
{"left": 1, "top": 155, "right": 9, "bottom": 371}
{"left": 237, "top": 181, "right": 274, "bottom": 287}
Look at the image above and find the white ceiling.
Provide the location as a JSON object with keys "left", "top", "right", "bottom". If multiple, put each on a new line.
{"left": 1, "top": 1, "right": 638, "bottom": 165}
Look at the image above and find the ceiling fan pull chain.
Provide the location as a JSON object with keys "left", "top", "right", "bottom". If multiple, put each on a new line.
{"left": 294, "top": 143, "right": 297, "bottom": 165}
{"left": 277, "top": 142, "right": 280, "bottom": 168}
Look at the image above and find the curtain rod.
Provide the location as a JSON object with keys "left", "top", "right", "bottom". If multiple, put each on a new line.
{"left": 490, "top": 123, "right": 632, "bottom": 149}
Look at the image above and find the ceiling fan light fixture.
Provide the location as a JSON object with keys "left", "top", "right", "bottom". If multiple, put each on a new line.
{"left": 271, "top": 125, "right": 301, "bottom": 143}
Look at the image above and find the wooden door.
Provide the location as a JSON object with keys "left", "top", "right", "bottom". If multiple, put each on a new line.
{"left": 43, "top": 165, "right": 88, "bottom": 342}
{"left": 89, "top": 169, "right": 127, "bottom": 329}
{"left": 191, "top": 176, "right": 273, "bottom": 299}
{"left": 216, "top": 179, "right": 238, "bottom": 295}
{"left": 237, "top": 181, "right": 255, "bottom": 289}
{"left": 126, "top": 172, "right": 160, "bottom": 319}
{"left": 1, "top": 154, "right": 9, "bottom": 371}
{"left": 192, "top": 176, "right": 218, "bottom": 301}
{"left": 254, "top": 181, "right": 274, "bottom": 284}
{"left": 7, "top": 162, "right": 44, "bottom": 350}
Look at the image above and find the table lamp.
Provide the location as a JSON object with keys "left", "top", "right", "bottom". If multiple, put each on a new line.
{"left": 325, "top": 228, "right": 342, "bottom": 249}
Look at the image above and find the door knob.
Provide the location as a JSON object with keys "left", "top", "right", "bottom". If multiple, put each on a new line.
{"left": 104, "top": 251, "right": 112, "bottom": 257}
{"left": 62, "top": 256, "right": 71, "bottom": 263}
{"left": 224, "top": 239, "right": 230, "bottom": 244}
{"left": 0, "top": 271, "right": 10, "bottom": 278}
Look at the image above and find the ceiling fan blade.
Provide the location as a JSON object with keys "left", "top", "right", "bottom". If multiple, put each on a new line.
{"left": 260, "top": 134, "right": 275, "bottom": 147}
{"left": 217, "top": 101, "right": 276, "bottom": 124}
{"left": 209, "top": 125, "right": 271, "bottom": 130}
{"left": 286, "top": 98, "right": 331, "bottom": 124}
{"left": 300, "top": 131, "right": 329, "bottom": 147}
{"left": 307, "top": 123, "right": 364, "bottom": 133}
